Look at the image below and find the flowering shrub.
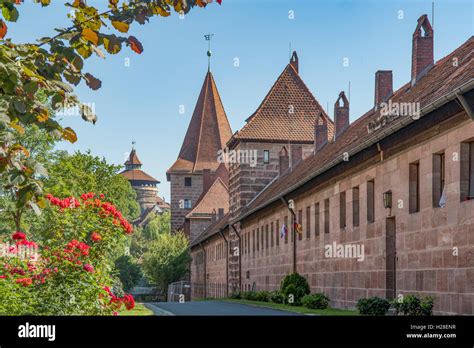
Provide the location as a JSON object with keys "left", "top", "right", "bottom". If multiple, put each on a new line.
{"left": 0, "top": 193, "right": 135, "bottom": 315}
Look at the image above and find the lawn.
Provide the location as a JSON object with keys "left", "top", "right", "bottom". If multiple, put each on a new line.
{"left": 224, "top": 299, "right": 359, "bottom": 316}
{"left": 118, "top": 303, "right": 154, "bottom": 316}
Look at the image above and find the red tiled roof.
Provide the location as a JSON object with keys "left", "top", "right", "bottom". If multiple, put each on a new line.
{"left": 231, "top": 60, "right": 334, "bottom": 145}
{"left": 186, "top": 177, "right": 229, "bottom": 218}
{"left": 120, "top": 169, "right": 159, "bottom": 183}
{"left": 186, "top": 163, "right": 229, "bottom": 218}
{"left": 156, "top": 196, "right": 170, "bottom": 209}
{"left": 238, "top": 36, "right": 474, "bottom": 222}
{"left": 191, "top": 213, "right": 229, "bottom": 247}
{"left": 167, "top": 71, "right": 233, "bottom": 174}
{"left": 125, "top": 149, "right": 142, "bottom": 166}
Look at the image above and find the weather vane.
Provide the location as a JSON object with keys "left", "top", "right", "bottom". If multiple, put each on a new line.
{"left": 204, "top": 33, "right": 214, "bottom": 71}
{"left": 132, "top": 140, "right": 136, "bottom": 149}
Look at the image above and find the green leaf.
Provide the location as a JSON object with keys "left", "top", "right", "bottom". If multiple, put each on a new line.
{"left": 2, "top": 3, "right": 19, "bottom": 22}
{"left": 13, "top": 100, "right": 26, "bottom": 114}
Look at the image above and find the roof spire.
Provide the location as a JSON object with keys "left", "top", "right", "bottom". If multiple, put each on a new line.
{"left": 204, "top": 33, "right": 214, "bottom": 72}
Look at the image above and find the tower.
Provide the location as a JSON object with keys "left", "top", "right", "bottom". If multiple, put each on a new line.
{"left": 167, "top": 70, "right": 232, "bottom": 231}
{"left": 120, "top": 146, "right": 160, "bottom": 213}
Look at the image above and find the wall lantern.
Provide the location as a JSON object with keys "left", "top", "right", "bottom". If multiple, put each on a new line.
{"left": 383, "top": 190, "right": 392, "bottom": 215}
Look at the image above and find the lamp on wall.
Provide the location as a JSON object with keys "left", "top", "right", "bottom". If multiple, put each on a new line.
{"left": 383, "top": 190, "right": 392, "bottom": 216}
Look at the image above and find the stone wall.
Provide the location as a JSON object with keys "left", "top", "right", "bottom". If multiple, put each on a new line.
{"left": 237, "top": 117, "right": 474, "bottom": 314}
{"left": 190, "top": 232, "right": 228, "bottom": 299}
{"left": 169, "top": 173, "right": 203, "bottom": 231}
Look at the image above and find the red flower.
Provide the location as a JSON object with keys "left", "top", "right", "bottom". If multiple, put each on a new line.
{"left": 122, "top": 294, "right": 135, "bottom": 310}
{"left": 91, "top": 232, "right": 102, "bottom": 242}
{"left": 0, "top": 275, "right": 6, "bottom": 279}
{"left": 84, "top": 264, "right": 94, "bottom": 273}
{"left": 99, "top": 193, "right": 105, "bottom": 199}
{"left": 16, "top": 277, "right": 32, "bottom": 287}
{"left": 12, "top": 231, "right": 26, "bottom": 240}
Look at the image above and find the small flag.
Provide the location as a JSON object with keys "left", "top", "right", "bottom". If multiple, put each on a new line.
{"left": 280, "top": 224, "right": 288, "bottom": 238}
{"left": 294, "top": 221, "right": 303, "bottom": 235}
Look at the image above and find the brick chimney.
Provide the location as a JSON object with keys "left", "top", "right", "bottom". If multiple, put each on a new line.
{"left": 411, "top": 14, "right": 434, "bottom": 84}
{"left": 374, "top": 70, "right": 393, "bottom": 108}
{"left": 314, "top": 114, "right": 328, "bottom": 153}
{"left": 279, "top": 146, "right": 289, "bottom": 175}
{"left": 291, "top": 144, "right": 303, "bottom": 168}
{"left": 290, "top": 51, "right": 298, "bottom": 73}
{"left": 334, "top": 91, "right": 349, "bottom": 139}
{"left": 203, "top": 169, "right": 212, "bottom": 193}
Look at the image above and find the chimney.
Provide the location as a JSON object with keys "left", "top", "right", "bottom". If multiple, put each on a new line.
{"left": 411, "top": 14, "right": 434, "bottom": 83}
{"left": 334, "top": 91, "right": 349, "bottom": 139}
{"left": 202, "top": 168, "right": 212, "bottom": 193}
{"left": 211, "top": 208, "right": 217, "bottom": 222}
{"left": 290, "top": 51, "right": 299, "bottom": 73}
{"left": 279, "top": 146, "right": 289, "bottom": 175}
{"left": 218, "top": 208, "right": 225, "bottom": 219}
{"left": 314, "top": 114, "right": 328, "bottom": 153}
{"left": 374, "top": 70, "right": 393, "bottom": 108}
{"left": 291, "top": 144, "right": 303, "bottom": 168}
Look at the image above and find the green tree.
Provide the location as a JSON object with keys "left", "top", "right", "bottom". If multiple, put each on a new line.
{"left": 142, "top": 231, "right": 191, "bottom": 298}
{"left": 143, "top": 211, "right": 170, "bottom": 240}
{"left": 0, "top": 0, "right": 219, "bottom": 225}
{"left": 44, "top": 150, "right": 140, "bottom": 221}
{"left": 115, "top": 254, "right": 142, "bottom": 292}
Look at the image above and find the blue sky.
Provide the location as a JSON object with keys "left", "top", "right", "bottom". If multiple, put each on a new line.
{"left": 7, "top": 0, "right": 473, "bottom": 200}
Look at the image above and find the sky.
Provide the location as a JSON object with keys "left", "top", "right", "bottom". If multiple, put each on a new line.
{"left": 6, "top": 0, "right": 473, "bottom": 200}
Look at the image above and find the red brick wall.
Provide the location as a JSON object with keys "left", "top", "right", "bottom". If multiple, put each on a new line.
{"left": 238, "top": 117, "right": 474, "bottom": 314}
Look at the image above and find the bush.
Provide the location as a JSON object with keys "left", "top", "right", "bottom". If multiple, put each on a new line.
{"left": 392, "top": 295, "right": 434, "bottom": 316}
{"left": 280, "top": 273, "right": 310, "bottom": 306}
{"left": 254, "top": 291, "right": 270, "bottom": 302}
{"left": 356, "top": 297, "right": 391, "bottom": 316}
{"left": 241, "top": 291, "right": 257, "bottom": 301}
{"left": 229, "top": 291, "right": 241, "bottom": 299}
{"left": 301, "top": 293, "right": 330, "bottom": 309}
{"left": 268, "top": 290, "right": 285, "bottom": 304}
{"left": 0, "top": 193, "right": 136, "bottom": 315}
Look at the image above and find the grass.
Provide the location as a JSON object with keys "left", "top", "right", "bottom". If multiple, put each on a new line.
{"left": 223, "top": 299, "right": 359, "bottom": 316}
{"left": 118, "top": 302, "right": 154, "bottom": 316}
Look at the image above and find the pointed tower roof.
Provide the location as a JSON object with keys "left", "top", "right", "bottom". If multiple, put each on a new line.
{"left": 229, "top": 52, "right": 334, "bottom": 146}
{"left": 120, "top": 147, "right": 159, "bottom": 184}
{"left": 125, "top": 149, "right": 142, "bottom": 167}
{"left": 167, "top": 71, "right": 232, "bottom": 177}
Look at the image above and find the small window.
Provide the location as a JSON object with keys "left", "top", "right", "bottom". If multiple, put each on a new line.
{"left": 314, "top": 203, "right": 320, "bottom": 236}
{"left": 306, "top": 206, "right": 311, "bottom": 239}
{"left": 257, "top": 228, "right": 260, "bottom": 251}
{"left": 184, "top": 199, "right": 192, "bottom": 209}
{"left": 340, "top": 191, "right": 346, "bottom": 229}
{"left": 409, "top": 162, "right": 420, "bottom": 213}
{"left": 263, "top": 150, "right": 270, "bottom": 164}
{"left": 352, "top": 187, "right": 360, "bottom": 227}
{"left": 460, "top": 142, "right": 474, "bottom": 201}
{"left": 298, "top": 210, "right": 303, "bottom": 240}
{"left": 284, "top": 216, "right": 289, "bottom": 244}
{"left": 184, "top": 177, "right": 192, "bottom": 187}
{"left": 261, "top": 226, "right": 264, "bottom": 250}
{"left": 324, "top": 199, "right": 330, "bottom": 234}
{"left": 367, "top": 180, "right": 375, "bottom": 223}
{"left": 265, "top": 224, "right": 269, "bottom": 249}
{"left": 432, "top": 153, "right": 445, "bottom": 207}
{"left": 270, "top": 222, "right": 274, "bottom": 247}
{"left": 276, "top": 219, "right": 280, "bottom": 246}
{"left": 252, "top": 229, "right": 255, "bottom": 253}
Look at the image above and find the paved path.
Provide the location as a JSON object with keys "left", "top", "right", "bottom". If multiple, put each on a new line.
{"left": 146, "top": 300, "right": 301, "bottom": 316}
